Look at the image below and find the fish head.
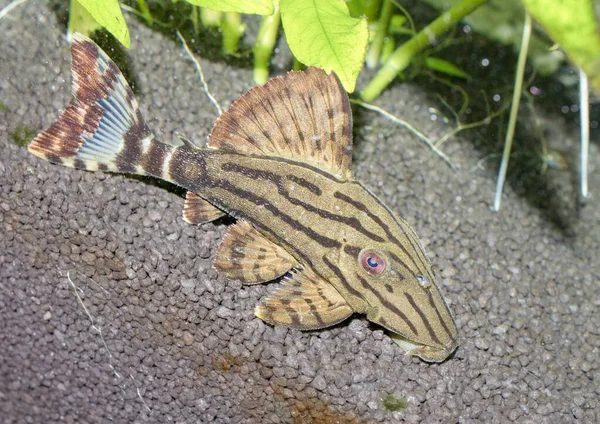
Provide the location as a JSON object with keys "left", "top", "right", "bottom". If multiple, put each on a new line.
{"left": 340, "top": 226, "right": 458, "bottom": 362}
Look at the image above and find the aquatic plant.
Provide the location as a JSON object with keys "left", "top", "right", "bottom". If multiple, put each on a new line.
{"left": 2, "top": 0, "right": 597, "bottom": 207}
{"left": 382, "top": 393, "right": 408, "bottom": 412}
{"left": 9, "top": 123, "right": 36, "bottom": 147}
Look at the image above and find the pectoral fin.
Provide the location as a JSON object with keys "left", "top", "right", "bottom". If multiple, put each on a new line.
{"left": 213, "top": 220, "right": 296, "bottom": 284}
{"left": 255, "top": 268, "right": 353, "bottom": 330}
{"left": 183, "top": 191, "right": 226, "bottom": 224}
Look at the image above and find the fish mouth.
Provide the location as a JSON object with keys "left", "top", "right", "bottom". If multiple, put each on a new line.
{"left": 390, "top": 333, "right": 458, "bottom": 363}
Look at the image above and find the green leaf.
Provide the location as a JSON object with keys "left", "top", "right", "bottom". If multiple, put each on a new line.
{"left": 389, "top": 15, "right": 409, "bottom": 34}
{"left": 280, "top": 0, "right": 368, "bottom": 92}
{"left": 522, "top": 0, "right": 600, "bottom": 91}
{"left": 423, "top": 0, "right": 564, "bottom": 76}
{"left": 75, "top": 0, "right": 130, "bottom": 48}
{"left": 68, "top": 0, "right": 103, "bottom": 38}
{"left": 184, "top": 0, "right": 274, "bottom": 15}
{"left": 425, "top": 57, "right": 469, "bottom": 79}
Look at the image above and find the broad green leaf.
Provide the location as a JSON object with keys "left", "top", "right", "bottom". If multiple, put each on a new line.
{"left": 76, "top": 0, "right": 130, "bottom": 48}
{"left": 68, "top": 0, "right": 103, "bottom": 39}
{"left": 280, "top": 0, "right": 368, "bottom": 92}
{"left": 185, "top": 0, "right": 274, "bottom": 15}
{"left": 522, "top": 0, "right": 600, "bottom": 91}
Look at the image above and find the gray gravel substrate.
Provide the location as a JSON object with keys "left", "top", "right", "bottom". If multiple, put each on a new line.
{"left": 1, "top": 2, "right": 599, "bottom": 423}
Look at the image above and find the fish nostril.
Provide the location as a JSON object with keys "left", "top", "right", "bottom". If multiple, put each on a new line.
{"left": 417, "top": 274, "right": 432, "bottom": 289}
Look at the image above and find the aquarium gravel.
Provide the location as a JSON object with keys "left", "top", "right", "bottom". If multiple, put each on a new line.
{"left": 1, "top": 3, "right": 598, "bottom": 423}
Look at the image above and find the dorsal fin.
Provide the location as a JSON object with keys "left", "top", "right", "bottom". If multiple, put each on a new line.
{"left": 208, "top": 67, "right": 353, "bottom": 179}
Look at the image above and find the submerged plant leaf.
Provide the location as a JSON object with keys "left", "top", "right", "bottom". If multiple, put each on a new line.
{"left": 382, "top": 393, "right": 408, "bottom": 412}
{"left": 9, "top": 123, "right": 36, "bottom": 147}
{"left": 522, "top": 0, "right": 600, "bottom": 91}
{"left": 426, "top": 57, "right": 469, "bottom": 79}
{"left": 424, "top": 0, "right": 565, "bottom": 76}
{"left": 389, "top": 15, "right": 411, "bottom": 35}
{"left": 185, "top": 0, "right": 274, "bottom": 15}
{"left": 280, "top": 0, "right": 368, "bottom": 92}
{"left": 68, "top": 0, "right": 102, "bottom": 39}
{"left": 76, "top": 0, "right": 130, "bottom": 48}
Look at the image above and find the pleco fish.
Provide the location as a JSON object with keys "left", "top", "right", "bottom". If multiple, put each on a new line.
{"left": 29, "top": 34, "right": 458, "bottom": 362}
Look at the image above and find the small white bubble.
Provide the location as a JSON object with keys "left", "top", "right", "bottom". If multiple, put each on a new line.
{"left": 570, "top": 105, "right": 579, "bottom": 112}
{"left": 561, "top": 105, "right": 569, "bottom": 113}
{"left": 430, "top": 115, "right": 438, "bottom": 121}
{"left": 493, "top": 94, "right": 501, "bottom": 102}
{"left": 481, "top": 58, "right": 490, "bottom": 67}
{"left": 591, "top": 121, "right": 598, "bottom": 129}
{"left": 529, "top": 86, "right": 542, "bottom": 96}
{"left": 463, "top": 25, "right": 472, "bottom": 34}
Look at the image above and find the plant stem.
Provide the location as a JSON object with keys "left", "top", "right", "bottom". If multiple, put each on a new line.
{"left": 200, "top": 7, "right": 222, "bottom": 28}
{"left": 492, "top": 12, "right": 532, "bottom": 212}
{"left": 137, "top": 0, "right": 153, "bottom": 26}
{"left": 361, "top": 0, "right": 487, "bottom": 101}
{"left": 191, "top": 6, "right": 200, "bottom": 33}
{"left": 346, "top": 0, "right": 362, "bottom": 17}
{"left": 366, "top": 0, "right": 393, "bottom": 69}
{"left": 362, "top": 0, "right": 382, "bottom": 21}
{"left": 222, "top": 12, "right": 245, "bottom": 55}
{"left": 292, "top": 57, "right": 303, "bottom": 71}
{"left": 579, "top": 68, "right": 590, "bottom": 200}
{"left": 347, "top": 0, "right": 381, "bottom": 20}
{"left": 253, "top": 4, "right": 281, "bottom": 84}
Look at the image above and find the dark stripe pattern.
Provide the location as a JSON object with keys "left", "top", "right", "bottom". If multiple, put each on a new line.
{"left": 28, "top": 37, "right": 457, "bottom": 361}
{"left": 161, "top": 148, "right": 457, "bottom": 357}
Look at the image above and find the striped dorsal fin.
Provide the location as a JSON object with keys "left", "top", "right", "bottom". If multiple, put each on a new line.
{"left": 255, "top": 268, "right": 353, "bottom": 330}
{"left": 208, "top": 67, "right": 353, "bottom": 179}
{"left": 182, "top": 192, "right": 225, "bottom": 224}
{"left": 213, "top": 220, "right": 296, "bottom": 284}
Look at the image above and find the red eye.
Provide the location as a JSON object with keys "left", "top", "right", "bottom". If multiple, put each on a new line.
{"left": 359, "top": 250, "right": 386, "bottom": 275}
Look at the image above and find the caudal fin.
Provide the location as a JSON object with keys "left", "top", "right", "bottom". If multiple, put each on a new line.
{"left": 28, "top": 33, "right": 153, "bottom": 174}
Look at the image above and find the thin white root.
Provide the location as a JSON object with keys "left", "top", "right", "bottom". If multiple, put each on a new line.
{"left": 579, "top": 68, "right": 590, "bottom": 200}
{"left": 0, "top": 0, "right": 29, "bottom": 20}
{"left": 176, "top": 30, "right": 223, "bottom": 116}
{"left": 493, "top": 12, "right": 532, "bottom": 212}
{"left": 351, "top": 99, "right": 457, "bottom": 171}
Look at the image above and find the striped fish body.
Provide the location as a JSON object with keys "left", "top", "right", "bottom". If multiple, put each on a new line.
{"left": 28, "top": 34, "right": 458, "bottom": 362}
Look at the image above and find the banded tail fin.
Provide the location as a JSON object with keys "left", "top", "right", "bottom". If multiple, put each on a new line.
{"left": 28, "top": 33, "right": 153, "bottom": 174}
